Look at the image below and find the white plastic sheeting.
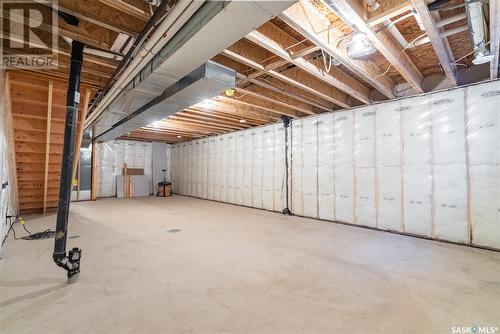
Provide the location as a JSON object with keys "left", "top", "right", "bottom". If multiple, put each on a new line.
{"left": 96, "top": 140, "right": 155, "bottom": 197}
{"left": 170, "top": 80, "right": 500, "bottom": 250}
{"left": 172, "top": 123, "right": 287, "bottom": 213}
{"left": 0, "top": 72, "right": 17, "bottom": 247}
{"left": 467, "top": 81, "right": 500, "bottom": 249}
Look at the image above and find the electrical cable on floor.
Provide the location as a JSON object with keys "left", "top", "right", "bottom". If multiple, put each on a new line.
{"left": 3, "top": 216, "right": 56, "bottom": 244}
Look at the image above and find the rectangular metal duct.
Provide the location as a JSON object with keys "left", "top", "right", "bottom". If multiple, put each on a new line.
{"left": 95, "top": 61, "right": 235, "bottom": 142}
{"left": 90, "top": 0, "right": 296, "bottom": 140}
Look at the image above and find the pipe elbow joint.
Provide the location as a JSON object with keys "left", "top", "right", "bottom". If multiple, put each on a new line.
{"left": 53, "top": 248, "right": 82, "bottom": 281}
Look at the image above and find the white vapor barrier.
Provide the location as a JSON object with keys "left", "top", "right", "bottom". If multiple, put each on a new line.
{"left": 171, "top": 80, "right": 500, "bottom": 249}
{"left": 334, "top": 111, "right": 354, "bottom": 223}
{"left": 291, "top": 119, "right": 303, "bottom": 215}
{"left": 172, "top": 123, "right": 287, "bottom": 213}
{"left": 234, "top": 133, "right": 244, "bottom": 205}
{"left": 375, "top": 101, "right": 403, "bottom": 231}
{"left": 354, "top": 107, "right": 376, "bottom": 228}
{"left": 262, "top": 127, "right": 274, "bottom": 211}
{"left": 96, "top": 140, "right": 158, "bottom": 197}
{"left": 243, "top": 130, "right": 253, "bottom": 207}
{"left": 252, "top": 128, "right": 263, "bottom": 209}
{"left": 401, "top": 95, "right": 433, "bottom": 237}
{"left": 302, "top": 117, "right": 318, "bottom": 218}
{"left": 227, "top": 134, "right": 235, "bottom": 204}
{"left": 467, "top": 80, "right": 500, "bottom": 249}
{"left": 273, "top": 125, "right": 286, "bottom": 212}
{"left": 431, "top": 89, "right": 467, "bottom": 243}
{"left": 317, "top": 113, "right": 335, "bottom": 221}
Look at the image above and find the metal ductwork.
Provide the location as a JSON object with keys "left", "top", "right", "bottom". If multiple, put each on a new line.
{"left": 465, "top": 0, "right": 494, "bottom": 65}
{"left": 89, "top": 0, "right": 296, "bottom": 140}
{"left": 95, "top": 61, "right": 235, "bottom": 142}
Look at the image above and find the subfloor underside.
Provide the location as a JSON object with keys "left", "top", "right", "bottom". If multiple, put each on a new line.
{"left": 1, "top": 196, "right": 499, "bottom": 333}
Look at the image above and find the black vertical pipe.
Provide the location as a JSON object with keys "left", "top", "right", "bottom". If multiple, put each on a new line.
{"left": 282, "top": 116, "right": 292, "bottom": 215}
{"left": 53, "top": 40, "right": 84, "bottom": 279}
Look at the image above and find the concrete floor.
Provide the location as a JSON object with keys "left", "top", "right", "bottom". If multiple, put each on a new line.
{"left": 1, "top": 196, "right": 499, "bottom": 334}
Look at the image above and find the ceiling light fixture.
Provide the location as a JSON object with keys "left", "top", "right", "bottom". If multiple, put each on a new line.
{"left": 198, "top": 99, "right": 212, "bottom": 108}
{"left": 346, "top": 32, "right": 376, "bottom": 60}
{"left": 366, "top": 0, "right": 379, "bottom": 12}
{"left": 176, "top": 135, "right": 182, "bottom": 139}
{"left": 472, "top": 47, "right": 495, "bottom": 65}
{"left": 239, "top": 119, "right": 246, "bottom": 124}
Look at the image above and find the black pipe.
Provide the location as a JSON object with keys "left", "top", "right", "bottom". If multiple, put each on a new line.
{"left": 53, "top": 40, "right": 84, "bottom": 281}
{"left": 282, "top": 116, "right": 292, "bottom": 215}
{"left": 88, "top": 0, "right": 176, "bottom": 113}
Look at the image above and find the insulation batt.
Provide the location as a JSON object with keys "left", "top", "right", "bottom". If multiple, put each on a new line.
{"left": 334, "top": 112, "right": 354, "bottom": 223}
{"left": 227, "top": 134, "right": 236, "bottom": 204}
{"left": 273, "top": 125, "right": 286, "bottom": 212}
{"left": 291, "top": 120, "right": 303, "bottom": 215}
{"left": 467, "top": 80, "right": 500, "bottom": 249}
{"left": 431, "top": 89, "right": 467, "bottom": 242}
{"left": 262, "top": 128, "right": 274, "bottom": 211}
{"left": 302, "top": 117, "right": 318, "bottom": 218}
{"left": 97, "top": 140, "right": 153, "bottom": 197}
{"left": 354, "top": 108, "right": 376, "bottom": 227}
{"left": 252, "top": 128, "right": 263, "bottom": 209}
{"left": 375, "top": 102, "right": 402, "bottom": 231}
{"left": 166, "top": 80, "right": 500, "bottom": 250}
{"left": 317, "top": 113, "right": 335, "bottom": 221}
{"left": 235, "top": 133, "right": 244, "bottom": 206}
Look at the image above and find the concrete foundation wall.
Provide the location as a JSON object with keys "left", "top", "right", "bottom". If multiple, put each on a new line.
{"left": 96, "top": 139, "right": 172, "bottom": 197}
{"left": 171, "top": 123, "right": 287, "bottom": 212}
{"left": 172, "top": 80, "right": 500, "bottom": 250}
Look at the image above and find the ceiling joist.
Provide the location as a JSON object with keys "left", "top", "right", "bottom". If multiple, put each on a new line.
{"left": 324, "top": 0, "right": 424, "bottom": 92}
{"left": 413, "top": 0, "right": 458, "bottom": 86}
{"left": 280, "top": 1, "right": 396, "bottom": 98}
{"left": 247, "top": 22, "right": 371, "bottom": 104}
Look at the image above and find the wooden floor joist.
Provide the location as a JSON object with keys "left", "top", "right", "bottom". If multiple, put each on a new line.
{"left": 247, "top": 23, "right": 371, "bottom": 104}
{"left": 222, "top": 49, "right": 350, "bottom": 108}
{"left": 413, "top": 0, "right": 457, "bottom": 86}
{"left": 280, "top": 1, "right": 396, "bottom": 99}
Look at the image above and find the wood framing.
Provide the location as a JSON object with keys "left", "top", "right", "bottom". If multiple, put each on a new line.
{"left": 9, "top": 72, "right": 92, "bottom": 212}
{"left": 490, "top": 0, "right": 499, "bottom": 79}
{"left": 43, "top": 82, "right": 53, "bottom": 214}
{"left": 98, "top": 0, "right": 150, "bottom": 21}
{"left": 413, "top": 0, "right": 458, "bottom": 86}
{"left": 221, "top": 49, "right": 350, "bottom": 108}
{"left": 246, "top": 23, "right": 371, "bottom": 104}
{"left": 56, "top": 0, "right": 144, "bottom": 36}
{"left": 317, "top": 0, "right": 424, "bottom": 93}
{"left": 367, "top": 2, "right": 413, "bottom": 27}
{"left": 71, "top": 89, "right": 92, "bottom": 183}
{"left": 280, "top": 1, "right": 396, "bottom": 98}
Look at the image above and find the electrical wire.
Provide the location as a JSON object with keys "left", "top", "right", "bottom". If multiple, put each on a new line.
{"left": 5, "top": 217, "right": 20, "bottom": 241}
{"left": 3, "top": 216, "right": 55, "bottom": 244}
{"left": 452, "top": 41, "right": 491, "bottom": 65}
{"left": 321, "top": 49, "right": 332, "bottom": 72}
{"left": 374, "top": 32, "right": 428, "bottom": 79}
